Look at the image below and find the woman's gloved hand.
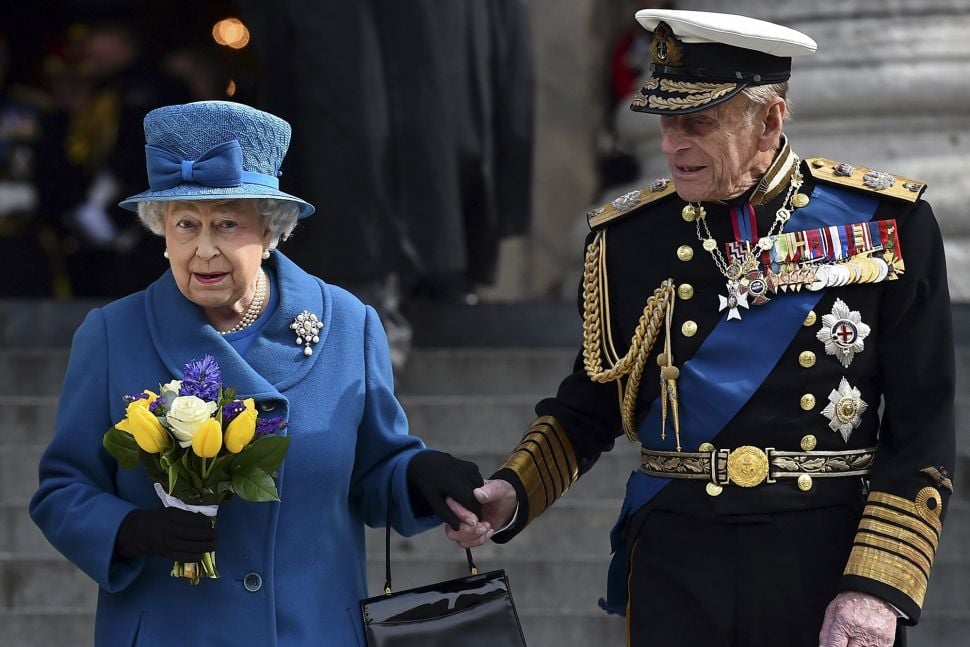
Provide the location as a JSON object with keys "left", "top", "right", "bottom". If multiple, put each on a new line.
{"left": 406, "top": 450, "right": 484, "bottom": 530}
{"left": 114, "top": 507, "right": 218, "bottom": 562}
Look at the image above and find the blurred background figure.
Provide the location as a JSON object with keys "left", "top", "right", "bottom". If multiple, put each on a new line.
{"left": 238, "top": 0, "right": 535, "bottom": 368}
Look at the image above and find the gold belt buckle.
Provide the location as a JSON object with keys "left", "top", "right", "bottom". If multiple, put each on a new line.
{"left": 726, "top": 446, "right": 770, "bottom": 487}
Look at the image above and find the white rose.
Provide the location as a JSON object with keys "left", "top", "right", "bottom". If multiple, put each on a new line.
{"left": 161, "top": 380, "right": 182, "bottom": 395}
{"left": 166, "top": 395, "right": 218, "bottom": 447}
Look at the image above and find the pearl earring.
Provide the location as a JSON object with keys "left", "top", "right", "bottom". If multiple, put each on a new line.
{"left": 262, "top": 249, "right": 271, "bottom": 260}
{"left": 163, "top": 250, "right": 169, "bottom": 259}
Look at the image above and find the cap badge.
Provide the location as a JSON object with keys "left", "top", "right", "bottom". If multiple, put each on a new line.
{"left": 821, "top": 377, "right": 868, "bottom": 442}
{"left": 817, "top": 298, "right": 871, "bottom": 368}
{"left": 650, "top": 23, "right": 684, "bottom": 66}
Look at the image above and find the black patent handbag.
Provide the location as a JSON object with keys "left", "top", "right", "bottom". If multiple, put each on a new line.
{"left": 360, "top": 499, "right": 527, "bottom": 646}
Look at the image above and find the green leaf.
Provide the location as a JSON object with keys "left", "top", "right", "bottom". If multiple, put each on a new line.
{"left": 103, "top": 427, "right": 139, "bottom": 468}
{"left": 180, "top": 452, "right": 204, "bottom": 491}
{"left": 231, "top": 436, "right": 291, "bottom": 475}
{"left": 232, "top": 468, "right": 280, "bottom": 502}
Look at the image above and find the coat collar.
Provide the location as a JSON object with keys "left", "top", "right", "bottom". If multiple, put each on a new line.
{"left": 144, "top": 251, "right": 332, "bottom": 399}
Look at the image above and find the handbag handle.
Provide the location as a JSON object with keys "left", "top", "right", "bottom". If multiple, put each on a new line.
{"left": 384, "top": 483, "right": 477, "bottom": 595}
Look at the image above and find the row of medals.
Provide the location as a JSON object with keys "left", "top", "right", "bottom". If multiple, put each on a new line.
{"left": 682, "top": 194, "right": 902, "bottom": 317}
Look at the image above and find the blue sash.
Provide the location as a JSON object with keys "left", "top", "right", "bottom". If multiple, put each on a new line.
{"left": 600, "top": 184, "right": 880, "bottom": 614}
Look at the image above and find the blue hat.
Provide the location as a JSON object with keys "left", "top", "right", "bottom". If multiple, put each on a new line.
{"left": 119, "top": 101, "right": 314, "bottom": 218}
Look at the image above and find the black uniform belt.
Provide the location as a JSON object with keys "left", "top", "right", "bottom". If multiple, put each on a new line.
{"left": 639, "top": 446, "right": 876, "bottom": 488}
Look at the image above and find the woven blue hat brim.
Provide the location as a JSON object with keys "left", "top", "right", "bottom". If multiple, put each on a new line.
{"left": 119, "top": 183, "right": 315, "bottom": 219}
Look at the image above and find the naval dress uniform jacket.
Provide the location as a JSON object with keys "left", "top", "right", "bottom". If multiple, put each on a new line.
{"left": 491, "top": 142, "right": 955, "bottom": 644}
{"left": 30, "top": 251, "right": 438, "bottom": 646}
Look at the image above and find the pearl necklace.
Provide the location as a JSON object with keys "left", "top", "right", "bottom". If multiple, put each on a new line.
{"left": 684, "top": 157, "right": 805, "bottom": 320}
{"left": 219, "top": 269, "right": 267, "bottom": 335}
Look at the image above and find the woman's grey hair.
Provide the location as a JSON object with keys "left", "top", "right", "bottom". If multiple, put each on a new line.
{"left": 740, "top": 82, "right": 792, "bottom": 122}
{"left": 137, "top": 198, "right": 301, "bottom": 249}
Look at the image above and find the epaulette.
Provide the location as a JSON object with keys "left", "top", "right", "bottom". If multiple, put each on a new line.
{"left": 805, "top": 157, "right": 926, "bottom": 203}
{"left": 586, "top": 178, "right": 677, "bottom": 230}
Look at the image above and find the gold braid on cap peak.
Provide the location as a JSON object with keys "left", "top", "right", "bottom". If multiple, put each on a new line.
{"left": 581, "top": 229, "right": 674, "bottom": 441}
{"left": 499, "top": 416, "right": 579, "bottom": 524}
{"left": 844, "top": 488, "right": 944, "bottom": 609}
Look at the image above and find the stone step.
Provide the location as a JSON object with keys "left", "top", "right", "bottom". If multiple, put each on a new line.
{"left": 0, "top": 394, "right": 542, "bottom": 450}
{"left": 0, "top": 442, "right": 643, "bottom": 507}
{"left": 2, "top": 608, "right": 961, "bottom": 647}
{"left": 0, "top": 610, "right": 96, "bottom": 647}
{"left": 0, "top": 608, "right": 625, "bottom": 647}
{"left": 6, "top": 551, "right": 969, "bottom": 622}
{"left": 4, "top": 498, "right": 623, "bottom": 561}
{"left": 0, "top": 347, "right": 578, "bottom": 397}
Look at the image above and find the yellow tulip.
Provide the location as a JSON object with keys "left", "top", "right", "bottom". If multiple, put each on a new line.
{"left": 192, "top": 417, "right": 223, "bottom": 458}
{"left": 116, "top": 401, "right": 169, "bottom": 454}
{"left": 224, "top": 398, "right": 257, "bottom": 453}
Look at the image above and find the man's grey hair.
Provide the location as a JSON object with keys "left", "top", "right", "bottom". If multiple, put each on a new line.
{"left": 136, "top": 198, "right": 301, "bottom": 249}
{"left": 740, "top": 82, "right": 792, "bottom": 122}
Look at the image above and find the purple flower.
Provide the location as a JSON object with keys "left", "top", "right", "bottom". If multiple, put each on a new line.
{"left": 255, "top": 416, "right": 286, "bottom": 438}
{"left": 149, "top": 399, "right": 165, "bottom": 414}
{"left": 123, "top": 392, "right": 150, "bottom": 403}
{"left": 222, "top": 401, "right": 246, "bottom": 425}
{"left": 179, "top": 355, "right": 222, "bottom": 402}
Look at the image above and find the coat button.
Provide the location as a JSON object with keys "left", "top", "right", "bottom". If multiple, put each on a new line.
{"left": 797, "top": 474, "right": 814, "bottom": 491}
{"left": 798, "top": 351, "right": 816, "bottom": 368}
{"left": 244, "top": 572, "right": 263, "bottom": 592}
{"left": 681, "top": 320, "right": 698, "bottom": 337}
{"left": 800, "top": 435, "right": 817, "bottom": 451}
{"left": 677, "top": 284, "right": 694, "bottom": 300}
{"left": 803, "top": 310, "right": 817, "bottom": 327}
{"left": 800, "top": 394, "right": 816, "bottom": 411}
{"left": 698, "top": 442, "right": 715, "bottom": 452}
{"left": 676, "top": 245, "right": 694, "bottom": 262}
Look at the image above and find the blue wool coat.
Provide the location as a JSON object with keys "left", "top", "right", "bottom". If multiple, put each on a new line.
{"left": 30, "top": 252, "right": 437, "bottom": 646}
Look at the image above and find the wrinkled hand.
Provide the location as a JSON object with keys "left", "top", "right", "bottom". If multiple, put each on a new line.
{"left": 445, "top": 479, "right": 518, "bottom": 548}
{"left": 406, "top": 450, "right": 484, "bottom": 530}
{"left": 114, "top": 507, "right": 217, "bottom": 562}
{"left": 819, "top": 591, "right": 897, "bottom": 647}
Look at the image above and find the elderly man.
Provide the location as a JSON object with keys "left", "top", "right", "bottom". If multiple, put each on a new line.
{"left": 447, "top": 9, "right": 955, "bottom": 647}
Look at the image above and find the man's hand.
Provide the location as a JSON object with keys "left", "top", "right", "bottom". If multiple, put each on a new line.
{"left": 445, "top": 479, "right": 518, "bottom": 548}
{"left": 819, "top": 591, "right": 897, "bottom": 647}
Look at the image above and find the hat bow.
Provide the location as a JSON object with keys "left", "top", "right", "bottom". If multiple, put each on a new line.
{"left": 145, "top": 140, "right": 279, "bottom": 191}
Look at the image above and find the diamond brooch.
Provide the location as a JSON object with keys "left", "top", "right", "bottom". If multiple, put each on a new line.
{"left": 290, "top": 310, "right": 322, "bottom": 356}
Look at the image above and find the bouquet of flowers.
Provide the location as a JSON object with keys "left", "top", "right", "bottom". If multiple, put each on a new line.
{"left": 103, "top": 355, "right": 289, "bottom": 584}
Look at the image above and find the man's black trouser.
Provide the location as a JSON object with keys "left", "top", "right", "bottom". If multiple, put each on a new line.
{"left": 626, "top": 505, "right": 906, "bottom": 647}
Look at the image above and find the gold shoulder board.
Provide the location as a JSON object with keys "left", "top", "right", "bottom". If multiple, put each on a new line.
{"left": 586, "top": 179, "right": 677, "bottom": 230}
{"left": 805, "top": 157, "right": 927, "bottom": 203}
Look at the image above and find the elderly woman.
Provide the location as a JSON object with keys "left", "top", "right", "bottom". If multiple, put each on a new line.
{"left": 29, "top": 101, "right": 483, "bottom": 646}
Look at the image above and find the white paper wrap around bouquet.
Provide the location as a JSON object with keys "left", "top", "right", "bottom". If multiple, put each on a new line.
{"left": 154, "top": 482, "right": 219, "bottom": 517}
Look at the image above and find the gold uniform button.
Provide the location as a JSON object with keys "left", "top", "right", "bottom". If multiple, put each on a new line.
{"left": 676, "top": 245, "right": 694, "bottom": 262}
{"left": 705, "top": 482, "right": 723, "bottom": 497}
{"left": 681, "top": 320, "right": 698, "bottom": 337}
{"left": 800, "top": 394, "right": 816, "bottom": 411}
{"left": 803, "top": 310, "right": 817, "bottom": 327}
{"left": 791, "top": 193, "right": 810, "bottom": 209}
{"left": 800, "top": 435, "right": 817, "bottom": 451}
{"left": 681, "top": 205, "right": 697, "bottom": 222}
{"left": 678, "top": 283, "right": 695, "bottom": 300}
{"left": 698, "top": 442, "right": 715, "bottom": 452}
{"left": 797, "top": 474, "right": 814, "bottom": 491}
{"left": 798, "top": 351, "right": 816, "bottom": 368}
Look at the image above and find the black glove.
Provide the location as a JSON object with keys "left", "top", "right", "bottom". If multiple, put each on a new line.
{"left": 114, "top": 507, "right": 218, "bottom": 562}
{"left": 406, "top": 450, "right": 484, "bottom": 530}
